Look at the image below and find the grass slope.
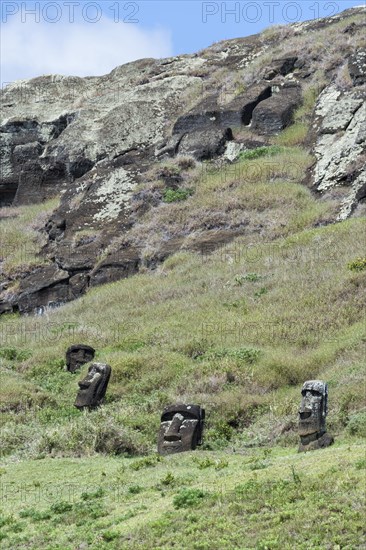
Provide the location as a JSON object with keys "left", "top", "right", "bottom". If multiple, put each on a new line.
{"left": 1, "top": 81, "right": 365, "bottom": 548}
{"left": 1, "top": 443, "right": 365, "bottom": 549}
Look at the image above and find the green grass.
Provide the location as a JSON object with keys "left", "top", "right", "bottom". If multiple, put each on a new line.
{"left": 273, "top": 123, "right": 308, "bottom": 146}
{"left": 238, "top": 146, "right": 284, "bottom": 160}
{"left": 162, "top": 188, "right": 193, "bottom": 203}
{"left": 0, "top": 443, "right": 365, "bottom": 549}
{"left": 0, "top": 11, "right": 365, "bottom": 546}
{"left": 0, "top": 199, "right": 59, "bottom": 277}
{"left": 126, "top": 146, "right": 338, "bottom": 260}
{"left": 1, "top": 216, "right": 365, "bottom": 459}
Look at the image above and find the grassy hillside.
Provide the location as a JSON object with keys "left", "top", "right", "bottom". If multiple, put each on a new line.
{"left": 1, "top": 68, "right": 365, "bottom": 549}
{"left": 1, "top": 182, "right": 365, "bottom": 549}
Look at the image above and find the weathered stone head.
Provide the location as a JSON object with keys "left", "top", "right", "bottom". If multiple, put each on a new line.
{"left": 298, "top": 380, "right": 334, "bottom": 452}
{"left": 158, "top": 404, "right": 205, "bottom": 455}
{"left": 66, "top": 344, "right": 95, "bottom": 373}
{"left": 74, "top": 363, "right": 111, "bottom": 410}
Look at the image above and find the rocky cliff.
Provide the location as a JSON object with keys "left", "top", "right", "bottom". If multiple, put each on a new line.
{"left": 1, "top": 7, "right": 365, "bottom": 314}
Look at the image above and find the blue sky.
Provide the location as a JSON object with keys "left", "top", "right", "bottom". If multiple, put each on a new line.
{"left": 1, "top": 0, "right": 365, "bottom": 85}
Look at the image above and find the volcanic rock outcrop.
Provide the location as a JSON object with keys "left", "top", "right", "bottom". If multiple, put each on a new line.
{"left": 1, "top": 7, "right": 365, "bottom": 314}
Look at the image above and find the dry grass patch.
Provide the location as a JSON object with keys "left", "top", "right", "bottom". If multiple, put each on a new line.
{"left": 0, "top": 199, "right": 59, "bottom": 277}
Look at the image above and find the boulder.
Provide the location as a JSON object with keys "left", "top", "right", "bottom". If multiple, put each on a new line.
{"left": 348, "top": 51, "right": 366, "bottom": 86}
{"left": 312, "top": 85, "right": 366, "bottom": 219}
{"left": 251, "top": 84, "right": 301, "bottom": 134}
{"left": 177, "top": 128, "right": 234, "bottom": 160}
{"left": 14, "top": 265, "right": 70, "bottom": 314}
{"left": 263, "top": 56, "right": 298, "bottom": 80}
{"left": 172, "top": 85, "right": 272, "bottom": 135}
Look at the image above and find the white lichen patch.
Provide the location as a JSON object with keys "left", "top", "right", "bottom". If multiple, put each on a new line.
{"left": 224, "top": 142, "right": 243, "bottom": 162}
{"left": 93, "top": 168, "right": 137, "bottom": 222}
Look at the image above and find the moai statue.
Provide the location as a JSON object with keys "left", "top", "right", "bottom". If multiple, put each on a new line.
{"left": 66, "top": 344, "right": 95, "bottom": 373}
{"left": 158, "top": 404, "right": 205, "bottom": 455}
{"left": 74, "top": 363, "right": 111, "bottom": 410}
{"left": 298, "top": 380, "right": 334, "bottom": 452}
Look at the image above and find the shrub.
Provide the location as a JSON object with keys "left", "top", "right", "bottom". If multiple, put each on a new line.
{"left": 128, "top": 484, "right": 143, "bottom": 494}
{"left": 162, "top": 188, "right": 193, "bottom": 203}
{"left": 80, "top": 487, "right": 105, "bottom": 500}
{"left": 244, "top": 273, "right": 261, "bottom": 282}
{"left": 173, "top": 488, "right": 206, "bottom": 509}
{"left": 234, "top": 273, "right": 262, "bottom": 285}
{"left": 254, "top": 287, "right": 268, "bottom": 298}
{"left": 355, "top": 458, "right": 366, "bottom": 470}
{"left": 0, "top": 348, "right": 32, "bottom": 361}
{"left": 102, "top": 530, "right": 120, "bottom": 541}
{"left": 347, "top": 257, "right": 366, "bottom": 272}
{"left": 50, "top": 501, "right": 73, "bottom": 514}
{"left": 347, "top": 412, "right": 366, "bottom": 437}
{"left": 94, "top": 425, "right": 144, "bottom": 456}
{"left": 160, "top": 472, "right": 175, "bottom": 486}
{"left": 239, "top": 146, "right": 283, "bottom": 161}
{"left": 19, "top": 509, "right": 51, "bottom": 521}
{"left": 209, "top": 420, "right": 234, "bottom": 442}
{"left": 193, "top": 456, "right": 216, "bottom": 469}
{"left": 130, "top": 454, "right": 162, "bottom": 470}
{"left": 177, "top": 157, "right": 196, "bottom": 170}
{"left": 248, "top": 459, "right": 268, "bottom": 471}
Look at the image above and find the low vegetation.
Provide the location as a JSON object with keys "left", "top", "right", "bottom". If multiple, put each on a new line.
{"left": 0, "top": 199, "right": 59, "bottom": 277}
{"left": 1, "top": 10, "right": 365, "bottom": 548}
{"left": 0, "top": 444, "right": 365, "bottom": 549}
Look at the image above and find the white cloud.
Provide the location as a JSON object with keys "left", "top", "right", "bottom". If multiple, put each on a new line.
{"left": 1, "top": 17, "right": 173, "bottom": 85}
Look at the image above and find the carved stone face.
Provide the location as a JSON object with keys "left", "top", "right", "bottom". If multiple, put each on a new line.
{"left": 158, "top": 404, "right": 205, "bottom": 455}
{"left": 74, "top": 363, "right": 111, "bottom": 410}
{"left": 66, "top": 344, "right": 95, "bottom": 373}
{"left": 298, "top": 380, "right": 327, "bottom": 442}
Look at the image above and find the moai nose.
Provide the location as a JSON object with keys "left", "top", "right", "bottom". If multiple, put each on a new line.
{"left": 165, "top": 413, "right": 184, "bottom": 441}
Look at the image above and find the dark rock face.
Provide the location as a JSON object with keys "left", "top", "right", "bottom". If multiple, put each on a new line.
{"left": 89, "top": 253, "right": 140, "bottom": 287}
{"left": 14, "top": 265, "right": 70, "bottom": 314}
{"left": 263, "top": 56, "right": 298, "bottom": 80}
{"left": 1, "top": 7, "right": 365, "bottom": 314}
{"left": 74, "top": 363, "right": 111, "bottom": 409}
{"left": 45, "top": 218, "right": 66, "bottom": 241}
{"left": 0, "top": 114, "right": 79, "bottom": 207}
{"left": 66, "top": 344, "right": 95, "bottom": 373}
{"left": 157, "top": 404, "right": 205, "bottom": 455}
{"left": 298, "top": 380, "right": 334, "bottom": 452}
{"left": 178, "top": 128, "right": 233, "bottom": 160}
{"left": 251, "top": 84, "right": 302, "bottom": 135}
{"left": 172, "top": 85, "right": 272, "bottom": 136}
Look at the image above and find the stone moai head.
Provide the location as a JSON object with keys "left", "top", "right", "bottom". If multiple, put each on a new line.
{"left": 74, "top": 363, "right": 111, "bottom": 410}
{"left": 158, "top": 404, "right": 205, "bottom": 455}
{"left": 298, "top": 380, "right": 333, "bottom": 451}
{"left": 66, "top": 344, "right": 95, "bottom": 373}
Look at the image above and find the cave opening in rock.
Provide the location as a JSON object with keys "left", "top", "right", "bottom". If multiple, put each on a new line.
{"left": 241, "top": 87, "right": 272, "bottom": 126}
{"left": 0, "top": 186, "right": 18, "bottom": 207}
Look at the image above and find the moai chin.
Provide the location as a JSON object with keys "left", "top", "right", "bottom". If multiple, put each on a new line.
{"left": 298, "top": 380, "right": 334, "bottom": 452}
{"left": 74, "top": 363, "right": 111, "bottom": 410}
{"left": 66, "top": 344, "right": 95, "bottom": 373}
{"left": 158, "top": 404, "right": 205, "bottom": 455}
